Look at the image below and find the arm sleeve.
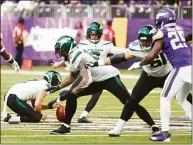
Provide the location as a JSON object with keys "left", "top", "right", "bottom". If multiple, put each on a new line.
{"left": 109, "top": 53, "right": 127, "bottom": 64}
{"left": 185, "top": 33, "right": 192, "bottom": 42}
{"left": 109, "top": 45, "right": 128, "bottom": 55}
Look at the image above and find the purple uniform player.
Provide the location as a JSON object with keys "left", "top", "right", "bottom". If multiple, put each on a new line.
{"left": 140, "top": 8, "right": 192, "bottom": 142}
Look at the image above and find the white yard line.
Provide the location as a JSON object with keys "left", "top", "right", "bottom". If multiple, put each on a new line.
{"left": 43, "top": 110, "right": 184, "bottom": 113}
{"left": 1, "top": 134, "right": 191, "bottom": 138}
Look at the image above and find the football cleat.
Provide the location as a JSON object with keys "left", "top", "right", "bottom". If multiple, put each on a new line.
{"left": 151, "top": 125, "right": 161, "bottom": 136}
{"left": 108, "top": 128, "right": 123, "bottom": 137}
{"left": 3, "top": 113, "right": 11, "bottom": 122}
{"left": 50, "top": 125, "right": 71, "bottom": 135}
{"left": 150, "top": 132, "right": 171, "bottom": 142}
{"left": 78, "top": 117, "right": 92, "bottom": 123}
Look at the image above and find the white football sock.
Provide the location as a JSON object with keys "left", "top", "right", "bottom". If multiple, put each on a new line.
{"left": 63, "top": 123, "right": 70, "bottom": 128}
{"left": 178, "top": 99, "right": 192, "bottom": 119}
{"left": 114, "top": 119, "right": 126, "bottom": 131}
{"left": 160, "top": 97, "right": 171, "bottom": 132}
{"left": 9, "top": 116, "right": 21, "bottom": 122}
{"left": 79, "top": 110, "right": 88, "bottom": 118}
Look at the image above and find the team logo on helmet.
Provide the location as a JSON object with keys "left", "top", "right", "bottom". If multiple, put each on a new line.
{"left": 55, "top": 35, "right": 76, "bottom": 59}
{"left": 155, "top": 8, "right": 176, "bottom": 29}
{"left": 44, "top": 70, "right": 62, "bottom": 86}
{"left": 138, "top": 25, "right": 156, "bottom": 51}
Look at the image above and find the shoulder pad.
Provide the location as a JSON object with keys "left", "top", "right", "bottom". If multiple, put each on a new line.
{"left": 69, "top": 49, "right": 83, "bottom": 72}
{"left": 128, "top": 40, "right": 141, "bottom": 52}
{"left": 153, "top": 30, "right": 164, "bottom": 42}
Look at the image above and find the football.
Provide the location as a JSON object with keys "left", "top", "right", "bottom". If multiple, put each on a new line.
{"left": 56, "top": 105, "right": 65, "bottom": 122}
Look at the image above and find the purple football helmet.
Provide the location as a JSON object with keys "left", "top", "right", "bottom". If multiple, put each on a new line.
{"left": 155, "top": 8, "right": 176, "bottom": 29}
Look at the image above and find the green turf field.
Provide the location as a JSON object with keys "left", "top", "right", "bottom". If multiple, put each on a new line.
{"left": 1, "top": 66, "right": 192, "bottom": 144}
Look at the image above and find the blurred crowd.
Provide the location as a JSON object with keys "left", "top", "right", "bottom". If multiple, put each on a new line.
{"left": 1, "top": 0, "right": 192, "bottom": 18}
{"left": 1, "top": 0, "right": 192, "bottom": 7}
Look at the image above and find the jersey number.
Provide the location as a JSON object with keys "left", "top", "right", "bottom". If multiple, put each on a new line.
{"left": 150, "top": 53, "right": 166, "bottom": 68}
{"left": 168, "top": 31, "right": 188, "bottom": 50}
{"left": 85, "top": 50, "right": 101, "bottom": 60}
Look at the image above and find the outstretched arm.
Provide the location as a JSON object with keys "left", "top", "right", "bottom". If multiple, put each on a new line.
{"left": 86, "top": 51, "right": 134, "bottom": 67}
{"left": 59, "top": 72, "right": 78, "bottom": 89}
{"left": 0, "top": 41, "right": 20, "bottom": 72}
{"left": 72, "top": 59, "right": 90, "bottom": 94}
{"left": 105, "top": 51, "right": 134, "bottom": 65}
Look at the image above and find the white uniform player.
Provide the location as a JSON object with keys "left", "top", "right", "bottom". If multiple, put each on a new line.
{"left": 50, "top": 28, "right": 156, "bottom": 134}
{"left": 50, "top": 29, "right": 127, "bottom": 123}
{"left": 77, "top": 39, "right": 126, "bottom": 82}
{"left": 128, "top": 39, "right": 172, "bottom": 77}
{"left": 86, "top": 24, "right": 192, "bottom": 137}
{"left": 3, "top": 71, "right": 62, "bottom": 123}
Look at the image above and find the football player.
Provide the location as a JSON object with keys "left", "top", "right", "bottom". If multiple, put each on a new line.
{"left": 49, "top": 22, "right": 131, "bottom": 123}
{"left": 139, "top": 8, "right": 192, "bottom": 142}
{"left": 51, "top": 57, "right": 101, "bottom": 123}
{"left": 46, "top": 33, "right": 159, "bottom": 135}
{"left": 3, "top": 70, "right": 62, "bottom": 123}
{"left": 86, "top": 24, "right": 192, "bottom": 137}
{"left": 0, "top": 33, "right": 20, "bottom": 72}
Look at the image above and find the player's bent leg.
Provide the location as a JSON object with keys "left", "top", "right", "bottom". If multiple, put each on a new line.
{"left": 78, "top": 91, "right": 102, "bottom": 123}
{"left": 150, "top": 68, "right": 184, "bottom": 142}
{"left": 50, "top": 92, "right": 77, "bottom": 135}
{"left": 50, "top": 82, "right": 103, "bottom": 135}
{"left": 86, "top": 91, "right": 102, "bottom": 113}
{"left": 6, "top": 94, "right": 41, "bottom": 123}
{"left": 105, "top": 75, "right": 158, "bottom": 136}
{"left": 176, "top": 83, "right": 192, "bottom": 119}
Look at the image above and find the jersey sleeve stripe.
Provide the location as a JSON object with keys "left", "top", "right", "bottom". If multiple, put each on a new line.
{"left": 78, "top": 42, "right": 88, "bottom": 45}
{"left": 72, "top": 51, "right": 82, "bottom": 64}
{"left": 103, "top": 42, "right": 112, "bottom": 46}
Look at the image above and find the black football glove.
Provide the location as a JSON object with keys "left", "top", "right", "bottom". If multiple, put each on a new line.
{"left": 59, "top": 90, "right": 72, "bottom": 101}
{"left": 47, "top": 98, "right": 58, "bottom": 109}
{"left": 45, "top": 86, "right": 60, "bottom": 93}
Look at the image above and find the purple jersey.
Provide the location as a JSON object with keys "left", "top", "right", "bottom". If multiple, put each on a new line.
{"left": 153, "top": 25, "right": 191, "bottom": 68}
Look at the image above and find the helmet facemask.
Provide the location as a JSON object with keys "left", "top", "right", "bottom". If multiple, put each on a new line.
{"left": 138, "top": 25, "right": 156, "bottom": 51}
{"left": 87, "top": 22, "right": 103, "bottom": 44}
{"left": 139, "top": 39, "right": 152, "bottom": 51}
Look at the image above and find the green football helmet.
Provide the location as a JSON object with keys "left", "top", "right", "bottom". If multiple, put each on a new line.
{"left": 55, "top": 35, "right": 76, "bottom": 59}
{"left": 43, "top": 70, "right": 62, "bottom": 86}
{"left": 86, "top": 22, "right": 103, "bottom": 43}
{"left": 138, "top": 25, "right": 156, "bottom": 51}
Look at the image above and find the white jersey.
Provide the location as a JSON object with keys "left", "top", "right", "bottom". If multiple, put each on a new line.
{"left": 77, "top": 40, "right": 127, "bottom": 63}
{"left": 128, "top": 40, "right": 172, "bottom": 77}
{"left": 68, "top": 39, "right": 125, "bottom": 82}
{"left": 5, "top": 80, "right": 51, "bottom": 101}
{"left": 77, "top": 40, "right": 126, "bottom": 81}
